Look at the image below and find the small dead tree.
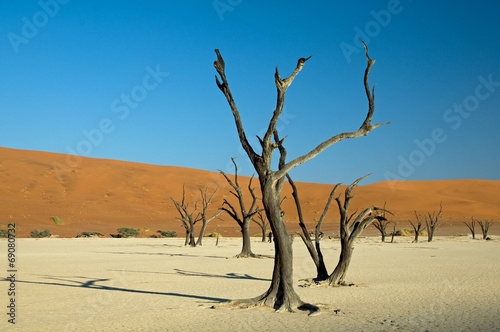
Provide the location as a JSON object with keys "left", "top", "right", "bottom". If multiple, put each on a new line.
{"left": 196, "top": 187, "right": 224, "bottom": 246}
{"left": 252, "top": 209, "right": 269, "bottom": 242}
{"left": 214, "top": 41, "right": 388, "bottom": 311}
{"left": 409, "top": 210, "right": 425, "bottom": 243}
{"left": 288, "top": 174, "right": 335, "bottom": 280}
{"left": 477, "top": 220, "right": 493, "bottom": 240}
{"left": 171, "top": 186, "right": 198, "bottom": 247}
{"left": 464, "top": 218, "right": 477, "bottom": 240}
{"left": 171, "top": 186, "right": 223, "bottom": 247}
{"left": 327, "top": 175, "right": 389, "bottom": 286}
{"left": 220, "top": 158, "right": 261, "bottom": 257}
{"left": 424, "top": 204, "right": 444, "bottom": 242}
{"left": 372, "top": 202, "right": 390, "bottom": 242}
{"left": 390, "top": 222, "right": 398, "bottom": 243}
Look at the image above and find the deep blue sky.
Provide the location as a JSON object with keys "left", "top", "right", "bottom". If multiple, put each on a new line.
{"left": 1, "top": 1, "right": 499, "bottom": 185}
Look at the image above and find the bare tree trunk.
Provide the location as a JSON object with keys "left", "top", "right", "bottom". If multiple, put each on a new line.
{"left": 425, "top": 204, "right": 443, "bottom": 242}
{"left": 326, "top": 175, "right": 390, "bottom": 287}
{"left": 184, "top": 228, "right": 190, "bottom": 246}
{"left": 252, "top": 210, "right": 269, "bottom": 242}
{"left": 328, "top": 238, "right": 354, "bottom": 286}
{"left": 477, "top": 220, "right": 493, "bottom": 240}
{"left": 288, "top": 174, "right": 334, "bottom": 281}
{"left": 390, "top": 222, "right": 398, "bottom": 243}
{"left": 196, "top": 187, "right": 224, "bottom": 246}
{"left": 238, "top": 220, "right": 253, "bottom": 257}
{"left": 409, "top": 210, "right": 424, "bottom": 243}
{"left": 464, "top": 218, "right": 476, "bottom": 239}
{"left": 220, "top": 161, "right": 260, "bottom": 257}
{"left": 213, "top": 41, "right": 388, "bottom": 311}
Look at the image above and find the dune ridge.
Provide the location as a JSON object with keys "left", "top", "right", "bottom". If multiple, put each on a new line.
{"left": 0, "top": 146, "right": 498, "bottom": 238}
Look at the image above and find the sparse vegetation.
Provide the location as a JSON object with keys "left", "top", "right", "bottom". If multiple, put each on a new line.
{"left": 117, "top": 227, "right": 140, "bottom": 238}
{"left": 390, "top": 228, "right": 428, "bottom": 237}
{"left": 30, "top": 229, "right": 51, "bottom": 238}
{"left": 76, "top": 231, "right": 104, "bottom": 238}
{"left": 0, "top": 229, "right": 8, "bottom": 238}
{"left": 157, "top": 230, "right": 178, "bottom": 238}
{"left": 51, "top": 216, "right": 64, "bottom": 225}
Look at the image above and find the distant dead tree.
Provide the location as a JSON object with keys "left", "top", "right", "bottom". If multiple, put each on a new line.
{"left": 464, "top": 218, "right": 477, "bottom": 240}
{"left": 252, "top": 209, "right": 269, "bottom": 242}
{"left": 409, "top": 210, "right": 425, "bottom": 243}
{"left": 390, "top": 222, "right": 398, "bottom": 243}
{"left": 424, "top": 204, "right": 444, "bottom": 242}
{"left": 220, "top": 158, "right": 261, "bottom": 257}
{"left": 477, "top": 219, "right": 493, "bottom": 240}
{"left": 196, "top": 187, "right": 224, "bottom": 246}
{"left": 214, "top": 41, "right": 389, "bottom": 311}
{"left": 372, "top": 202, "right": 390, "bottom": 242}
{"left": 171, "top": 185, "right": 223, "bottom": 247}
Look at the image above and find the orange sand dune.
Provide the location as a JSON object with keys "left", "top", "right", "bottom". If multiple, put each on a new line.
{"left": 0, "top": 147, "right": 498, "bottom": 238}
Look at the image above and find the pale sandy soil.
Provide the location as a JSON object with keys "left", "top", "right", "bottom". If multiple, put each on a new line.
{"left": 1, "top": 236, "right": 499, "bottom": 331}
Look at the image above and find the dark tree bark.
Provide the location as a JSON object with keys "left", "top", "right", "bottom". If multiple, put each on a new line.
{"left": 464, "top": 218, "right": 476, "bottom": 240}
{"left": 220, "top": 158, "right": 261, "bottom": 257}
{"left": 172, "top": 186, "right": 223, "bottom": 247}
{"left": 409, "top": 210, "right": 424, "bottom": 243}
{"left": 288, "top": 174, "right": 335, "bottom": 281}
{"left": 477, "top": 219, "right": 493, "bottom": 240}
{"left": 327, "top": 175, "right": 389, "bottom": 286}
{"left": 252, "top": 210, "right": 269, "bottom": 242}
{"left": 171, "top": 185, "right": 197, "bottom": 247}
{"left": 196, "top": 187, "right": 224, "bottom": 246}
{"left": 424, "top": 204, "right": 444, "bottom": 242}
{"left": 390, "top": 222, "right": 398, "bottom": 243}
{"left": 213, "top": 41, "right": 388, "bottom": 312}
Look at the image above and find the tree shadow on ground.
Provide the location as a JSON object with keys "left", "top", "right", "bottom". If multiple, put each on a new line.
{"left": 107, "top": 269, "right": 271, "bottom": 281}
{"left": 4, "top": 275, "right": 228, "bottom": 302}
{"left": 97, "top": 251, "right": 228, "bottom": 259}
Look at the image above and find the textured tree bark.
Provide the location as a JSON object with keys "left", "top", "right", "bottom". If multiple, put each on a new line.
{"left": 213, "top": 41, "right": 388, "bottom": 312}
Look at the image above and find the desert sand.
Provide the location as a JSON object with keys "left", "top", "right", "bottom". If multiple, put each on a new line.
{"left": 0, "top": 147, "right": 499, "bottom": 238}
{"left": 1, "top": 236, "right": 499, "bottom": 331}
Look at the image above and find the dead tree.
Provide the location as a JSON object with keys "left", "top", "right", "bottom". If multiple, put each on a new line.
{"left": 171, "top": 186, "right": 223, "bottom": 247}
{"left": 196, "top": 187, "right": 224, "bottom": 246}
{"left": 409, "top": 210, "right": 424, "bottom": 243}
{"left": 171, "top": 186, "right": 198, "bottom": 247}
{"left": 327, "top": 175, "right": 389, "bottom": 286}
{"left": 464, "top": 218, "right": 476, "bottom": 240}
{"left": 220, "top": 158, "right": 261, "bottom": 257}
{"left": 252, "top": 209, "right": 269, "bottom": 242}
{"left": 288, "top": 174, "right": 335, "bottom": 280}
{"left": 372, "top": 202, "right": 390, "bottom": 242}
{"left": 477, "top": 219, "right": 493, "bottom": 240}
{"left": 214, "top": 41, "right": 388, "bottom": 312}
{"left": 424, "top": 204, "right": 444, "bottom": 242}
{"left": 390, "top": 222, "right": 398, "bottom": 243}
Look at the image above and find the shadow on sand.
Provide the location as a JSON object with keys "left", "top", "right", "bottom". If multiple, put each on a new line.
{"left": 106, "top": 268, "right": 271, "bottom": 282}
{"left": 5, "top": 275, "right": 229, "bottom": 303}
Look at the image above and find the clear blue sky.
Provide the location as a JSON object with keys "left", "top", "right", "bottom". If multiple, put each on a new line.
{"left": 1, "top": 0, "right": 499, "bottom": 185}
